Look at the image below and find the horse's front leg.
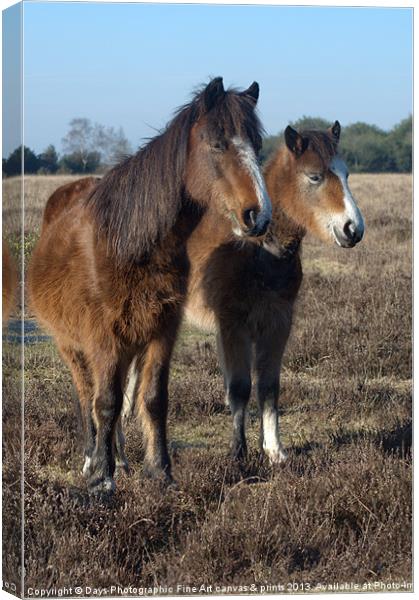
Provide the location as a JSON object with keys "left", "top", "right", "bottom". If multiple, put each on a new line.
{"left": 254, "top": 325, "right": 290, "bottom": 464}
{"left": 217, "top": 324, "right": 252, "bottom": 460}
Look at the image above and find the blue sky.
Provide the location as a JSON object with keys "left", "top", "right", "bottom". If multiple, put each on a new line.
{"left": 4, "top": 2, "right": 413, "bottom": 155}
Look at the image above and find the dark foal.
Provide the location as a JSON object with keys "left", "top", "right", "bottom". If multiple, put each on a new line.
{"left": 184, "top": 122, "right": 364, "bottom": 462}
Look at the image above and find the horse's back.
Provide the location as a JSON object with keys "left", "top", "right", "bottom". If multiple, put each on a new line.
{"left": 42, "top": 177, "right": 100, "bottom": 231}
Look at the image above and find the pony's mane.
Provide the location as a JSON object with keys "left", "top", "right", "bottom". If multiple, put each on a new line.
{"left": 86, "top": 83, "right": 263, "bottom": 263}
{"left": 300, "top": 129, "right": 338, "bottom": 164}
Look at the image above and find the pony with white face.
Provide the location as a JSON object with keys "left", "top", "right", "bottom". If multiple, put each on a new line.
{"left": 122, "top": 122, "right": 364, "bottom": 468}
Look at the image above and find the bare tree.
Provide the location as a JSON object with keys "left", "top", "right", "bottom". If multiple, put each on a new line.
{"left": 62, "top": 118, "right": 95, "bottom": 172}
{"left": 93, "top": 124, "right": 132, "bottom": 166}
{"left": 62, "top": 118, "right": 132, "bottom": 172}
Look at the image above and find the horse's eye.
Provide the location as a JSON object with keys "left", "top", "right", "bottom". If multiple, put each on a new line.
{"left": 212, "top": 141, "right": 226, "bottom": 153}
{"left": 308, "top": 173, "right": 323, "bottom": 184}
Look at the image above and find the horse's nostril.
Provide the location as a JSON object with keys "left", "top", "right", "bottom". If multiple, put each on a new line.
{"left": 243, "top": 208, "right": 258, "bottom": 229}
{"left": 343, "top": 220, "right": 355, "bottom": 240}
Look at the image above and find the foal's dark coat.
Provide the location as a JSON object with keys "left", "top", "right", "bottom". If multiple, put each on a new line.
{"left": 183, "top": 124, "right": 363, "bottom": 462}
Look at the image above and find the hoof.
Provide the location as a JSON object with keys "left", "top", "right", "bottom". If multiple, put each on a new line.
{"left": 88, "top": 476, "right": 116, "bottom": 502}
{"left": 115, "top": 457, "right": 130, "bottom": 476}
{"left": 143, "top": 463, "right": 174, "bottom": 488}
{"left": 231, "top": 441, "right": 247, "bottom": 462}
{"left": 265, "top": 446, "right": 288, "bottom": 465}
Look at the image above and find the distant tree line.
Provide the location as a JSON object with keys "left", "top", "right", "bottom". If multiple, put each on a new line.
{"left": 2, "top": 115, "right": 412, "bottom": 177}
{"left": 260, "top": 115, "right": 412, "bottom": 173}
{"left": 2, "top": 118, "right": 132, "bottom": 177}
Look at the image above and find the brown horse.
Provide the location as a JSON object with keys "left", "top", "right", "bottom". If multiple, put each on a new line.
{"left": 28, "top": 78, "right": 272, "bottom": 497}
{"left": 2, "top": 240, "right": 18, "bottom": 324}
{"left": 123, "top": 122, "right": 364, "bottom": 464}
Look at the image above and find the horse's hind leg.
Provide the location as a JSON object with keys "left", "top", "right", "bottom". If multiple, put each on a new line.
{"left": 254, "top": 326, "right": 290, "bottom": 464}
{"left": 136, "top": 327, "right": 179, "bottom": 484}
{"left": 86, "top": 355, "right": 130, "bottom": 497}
{"left": 57, "top": 344, "right": 96, "bottom": 476}
{"left": 217, "top": 324, "right": 252, "bottom": 460}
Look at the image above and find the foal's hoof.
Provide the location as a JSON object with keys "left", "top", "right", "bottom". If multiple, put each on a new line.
{"left": 265, "top": 446, "right": 288, "bottom": 465}
{"left": 88, "top": 476, "right": 116, "bottom": 503}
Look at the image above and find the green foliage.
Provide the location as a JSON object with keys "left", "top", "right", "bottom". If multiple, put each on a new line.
{"left": 6, "top": 231, "right": 39, "bottom": 270}
{"left": 2, "top": 116, "right": 412, "bottom": 177}
{"left": 261, "top": 116, "right": 412, "bottom": 173}
{"left": 60, "top": 151, "right": 101, "bottom": 174}
{"left": 38, "top": 145, "right": 59, "bottom": 174}
{"left": 291, "top": 116, "right": 332, "bottom": 131}
{"left": 389, "top": 116, "right": 412, "bottom": 172}
{"left": 3, "top": 146, "right": 41, "bottom": 176}
{"left": 259, "top": 135, "right": 281, "bottom": 164}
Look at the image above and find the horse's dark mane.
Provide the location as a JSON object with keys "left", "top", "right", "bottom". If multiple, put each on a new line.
{"left": 301, "top": 129, "right": 338, "bottom": 164}
{"left": 86, "top": 83, "right": 263, "bottom": 263}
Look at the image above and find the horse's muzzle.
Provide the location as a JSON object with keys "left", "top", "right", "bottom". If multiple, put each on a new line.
{"left": 242, "top": 208, "right": 270, "bottom": 237}
{"left": 333, "top": 221, "right": 364, "bottom": 248}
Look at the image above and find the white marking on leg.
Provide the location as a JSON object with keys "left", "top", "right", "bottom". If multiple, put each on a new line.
{"left": 82, "top": 454, "right": 91, "bottom": 476}
{"left": 262, "top": 407, "right": 287, "bottom": 464}
{"left": 232, "top": 136, "right": 272, "bottom": 226}
{"left": 122, "top": 361, "right": 138, "bottom": 420}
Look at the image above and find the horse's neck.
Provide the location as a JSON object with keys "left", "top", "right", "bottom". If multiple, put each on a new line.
{"left": 264, "top": 148, "right": 305, "bottom": 247}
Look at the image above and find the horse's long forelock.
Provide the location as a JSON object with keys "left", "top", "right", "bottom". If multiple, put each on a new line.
{"left": 86, "top": 84, "right": 263, "bottom": 264}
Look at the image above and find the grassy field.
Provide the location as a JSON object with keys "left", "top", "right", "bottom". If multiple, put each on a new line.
{"left": 3, "top": 173, "right": 412, "bottom": 594}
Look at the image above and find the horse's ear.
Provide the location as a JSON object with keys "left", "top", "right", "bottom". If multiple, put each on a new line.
{"left": 241, "top": 81, "right": 259, "bottom": 106}
{"left": 284, "top": 126, "right": 309, "bottom": 157}
{"left": 330, "top": 120, "right": 341, "bottom": 142}
{"left": 203, "top": 77, "right": 225, "bottom": 112}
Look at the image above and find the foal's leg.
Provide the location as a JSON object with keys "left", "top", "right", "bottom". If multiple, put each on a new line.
{"left": 254, "top": 327, "right": 290, "bottom": 464}
{"left": 57, "top": 344, "right": 96, "bottom": 476}
{"left": 137, "top": 331, "right": 177, "bottom": 483}
{"left": 218, "top": 325, "right": 252, "bottom": 460}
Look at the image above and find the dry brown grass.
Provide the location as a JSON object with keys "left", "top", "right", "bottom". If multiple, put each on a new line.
{"left": 3, "top": 175, "right": 81, "bottom": 236}
{"left": 2, "top": 173, "right": 412, "bottom": 595}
